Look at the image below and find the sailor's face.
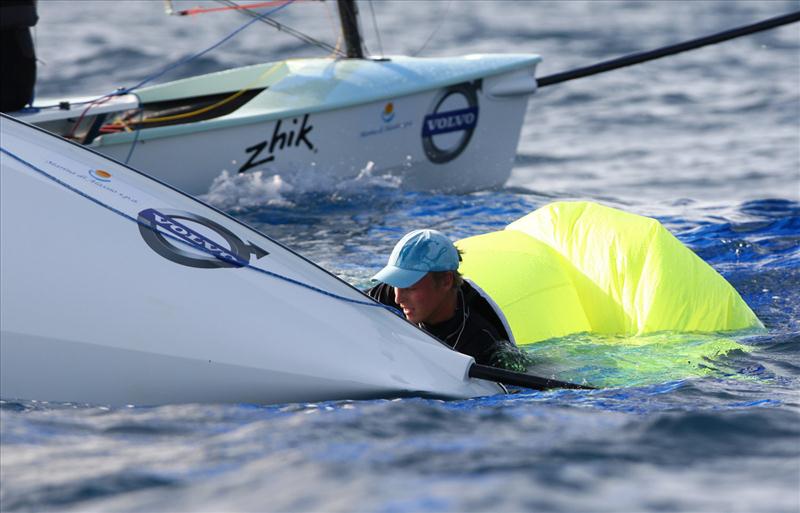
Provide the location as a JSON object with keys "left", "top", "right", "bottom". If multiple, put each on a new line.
{"left": 394, "top": 273, "right": 450, "bottom": 324}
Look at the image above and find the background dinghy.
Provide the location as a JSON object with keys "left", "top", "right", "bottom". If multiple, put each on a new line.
{"left": 0, "top": 114, "right": 504, "bottom": 406}
{"left": 457, "top": 201, "right": 764, "bottom": 345}
{"left": 10, "top": 0, "right": 543, "bottom": 195}
{"left": 17, "top": 54, "right": 540, "bottom": 195}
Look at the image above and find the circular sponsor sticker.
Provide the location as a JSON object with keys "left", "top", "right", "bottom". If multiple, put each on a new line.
{"left": 421, "top": 82, "right": 479, "bottom": 164}
{"left": 89, "top": 169, "right": 112, "bottom": 181}
{"left": 137, "top": 208, "right": 267, "bottom": 269}
{"left": 382, "top": 102, "right": 395, "bottom": 123}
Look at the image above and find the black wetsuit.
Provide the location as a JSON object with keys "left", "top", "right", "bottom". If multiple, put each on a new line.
{"left": 1, "top": 0, "right": 38, "bottom": 112}
{"left": 366, "top": 281, "right": 518, "bottom": 367}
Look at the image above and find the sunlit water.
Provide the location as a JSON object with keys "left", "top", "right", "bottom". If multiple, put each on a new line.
{"left": 2, "top": 1, "right": 799, "bottom": 512}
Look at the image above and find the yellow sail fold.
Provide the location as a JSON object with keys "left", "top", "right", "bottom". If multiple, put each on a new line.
{"left": 456, "top": 202, "right": 763, "bottom": 344}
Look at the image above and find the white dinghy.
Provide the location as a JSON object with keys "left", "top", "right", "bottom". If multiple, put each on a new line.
{"left": 11, "top": 1, "right": 539, "bottom": 195}
{"left": 0, "top": 114, "right": 506, "bottom": 406}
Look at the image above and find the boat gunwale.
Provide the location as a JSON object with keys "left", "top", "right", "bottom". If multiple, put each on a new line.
{"left": 94, "top": 54, "right": 542, "bottom": 145}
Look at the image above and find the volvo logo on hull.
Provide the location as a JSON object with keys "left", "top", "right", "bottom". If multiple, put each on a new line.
{"left": 138, "top": 208, "right": 268, "bottom": 269}
{"left": 421, "top": 82, "right": 480, "bottom": 164}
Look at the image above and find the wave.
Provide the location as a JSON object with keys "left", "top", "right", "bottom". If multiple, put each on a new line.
{"left": 1, "top": 472, "right": 176, "bottom": 512}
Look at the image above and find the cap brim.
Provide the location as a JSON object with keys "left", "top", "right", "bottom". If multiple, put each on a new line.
{"left": 371, "top": 265, "right": 427, "bottom": 288}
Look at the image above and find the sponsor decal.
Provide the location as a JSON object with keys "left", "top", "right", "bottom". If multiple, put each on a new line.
{"left": 421, "top": 81, "right": 480, "bottom": 164}
{"left": 238, "top": 114, "right": 315, "bottom": 174}
{"left": 138, "top": 208, "right": 268, "bottom": 269}
{"left": 360, "top": 101, "right": 413, "bottom": 138}
{"left": 45, "top": 160, "right": 138, "bottom": 204}
{"left": 89, "top": 169, "right": 112, "bottom": 182}
{"left": 382, "top": 102, "right": 395, "bottom": 123}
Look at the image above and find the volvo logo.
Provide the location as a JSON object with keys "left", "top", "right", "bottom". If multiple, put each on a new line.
{"left": 421, "top": 82, "right": 480, "bottom": 164}
{"left": 138, "top": 208, "right": 268, "bottom": 269}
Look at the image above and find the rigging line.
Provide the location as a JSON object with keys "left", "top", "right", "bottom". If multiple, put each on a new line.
{"left": 171, "top": 0, "right": 304, "bottom": 16}
{"left": 124, "top": 0, "right": 295, "bottom": 93}
{"left": 123, "top": 108, "right": 144, "bottom": 164}
{"left": 0, "top": 145, "right": 404, "bottom": 318}
{"left": 368, "top": 0, "right": 384, "bottom": 58}
{"left": 537, "top": 9, "right": 800, "bottom": 88}
{"left": 65, "top": 94, "right": 114, "bottom": 140}
{"left": 218, "top": 0, "right": 343, "bottom": 55}
{"left": 216, "top": 0, "right": 345, "bottom": 56}
{"left": 32, "top": 0, "right": 296, "bottom": 111}
{"left": 412, "top": 0, "right": 452, "bottom": 57}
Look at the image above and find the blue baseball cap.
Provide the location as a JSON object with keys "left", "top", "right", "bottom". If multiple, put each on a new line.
{"left": 371, "top": 229, "right": 460, "bottom": 288}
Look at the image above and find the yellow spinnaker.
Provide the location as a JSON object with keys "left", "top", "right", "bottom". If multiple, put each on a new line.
{"left": 456, "top": 202, "right": 763, "bottom": 345}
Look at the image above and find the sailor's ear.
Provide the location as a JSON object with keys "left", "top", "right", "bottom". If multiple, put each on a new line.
{"left": 443, "top": 271, "right": 455, "bottom": 289}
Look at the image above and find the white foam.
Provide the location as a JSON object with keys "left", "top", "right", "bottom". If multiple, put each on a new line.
{"left": 201, "top": 162, "right": 402, "bottom": 211}
{"left": 201, "top": 170, "right": 295, "bottom": 211}
{"left": 333, "top": 161, "right": 403, "bottom": 190}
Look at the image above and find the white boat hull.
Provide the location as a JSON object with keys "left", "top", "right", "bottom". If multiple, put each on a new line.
{"left": 16, "top": 55, "right": 540, "bottom": 195}
{"left": 0, "top": 115, "right": 504, "bottom": 406}
{"left": 103, "top": 82, "right": 530, "bottom": 194}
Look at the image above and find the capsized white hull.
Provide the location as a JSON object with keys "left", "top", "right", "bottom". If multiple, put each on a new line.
{"left": 16, "top": 54, "right": 540, "bottom": 195}
{"left": 0, "top": 115, "right": 504, "bottom": 406}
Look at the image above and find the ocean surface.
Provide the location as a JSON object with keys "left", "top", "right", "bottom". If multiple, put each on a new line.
{"left": 2, "top": 1, "right": 800, "bottom": 511}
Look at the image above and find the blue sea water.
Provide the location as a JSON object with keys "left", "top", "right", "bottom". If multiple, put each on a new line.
{"left": 2, "top": 1, "right": 799, "bottom": 512}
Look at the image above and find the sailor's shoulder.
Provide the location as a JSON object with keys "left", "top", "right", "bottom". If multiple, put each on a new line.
{"left": 466, "top": 311, "right": 504, "bottom": 343}
{"left": 460, "top": 281, "right": 514, "bottom": 344}
{"left": 365, "top": 282, "right": 395, "bottom": 305}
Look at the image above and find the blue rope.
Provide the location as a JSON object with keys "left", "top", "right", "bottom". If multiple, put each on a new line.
{"left": 0, "top": 145, "right": 403, "bottom": 318}
{"left": 123, "top": 109, "right": 144, "bottom": 165}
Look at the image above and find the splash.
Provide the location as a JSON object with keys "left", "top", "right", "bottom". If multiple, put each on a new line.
{"left": 201, "top": 169, "right": 295, "bottom": 211}
{"left": 201, "top": 162, "right": 403, "bottom": 211}
{"left": 286, "top": 160, "right": 403, "bottom": 195}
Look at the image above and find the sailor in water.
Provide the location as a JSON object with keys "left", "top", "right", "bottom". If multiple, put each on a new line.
{"left": 367, "top": 229, "right": 527, "bottom": 370}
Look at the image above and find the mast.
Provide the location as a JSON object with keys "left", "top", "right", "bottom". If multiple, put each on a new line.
{"left": 336, "top": 0, "right": 365, "bottom": 58}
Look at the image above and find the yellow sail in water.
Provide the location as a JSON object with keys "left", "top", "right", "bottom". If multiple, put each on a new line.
{"left": 456, "top": 202, "right": 763, "bottom": 345}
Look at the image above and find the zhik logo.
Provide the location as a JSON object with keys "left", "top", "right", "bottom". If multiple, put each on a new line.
{"left": 138, "top": 208, "right": 268, "bottom": 269}
{"left": 238, "top": 113, "right": 315, "bottom": 174}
